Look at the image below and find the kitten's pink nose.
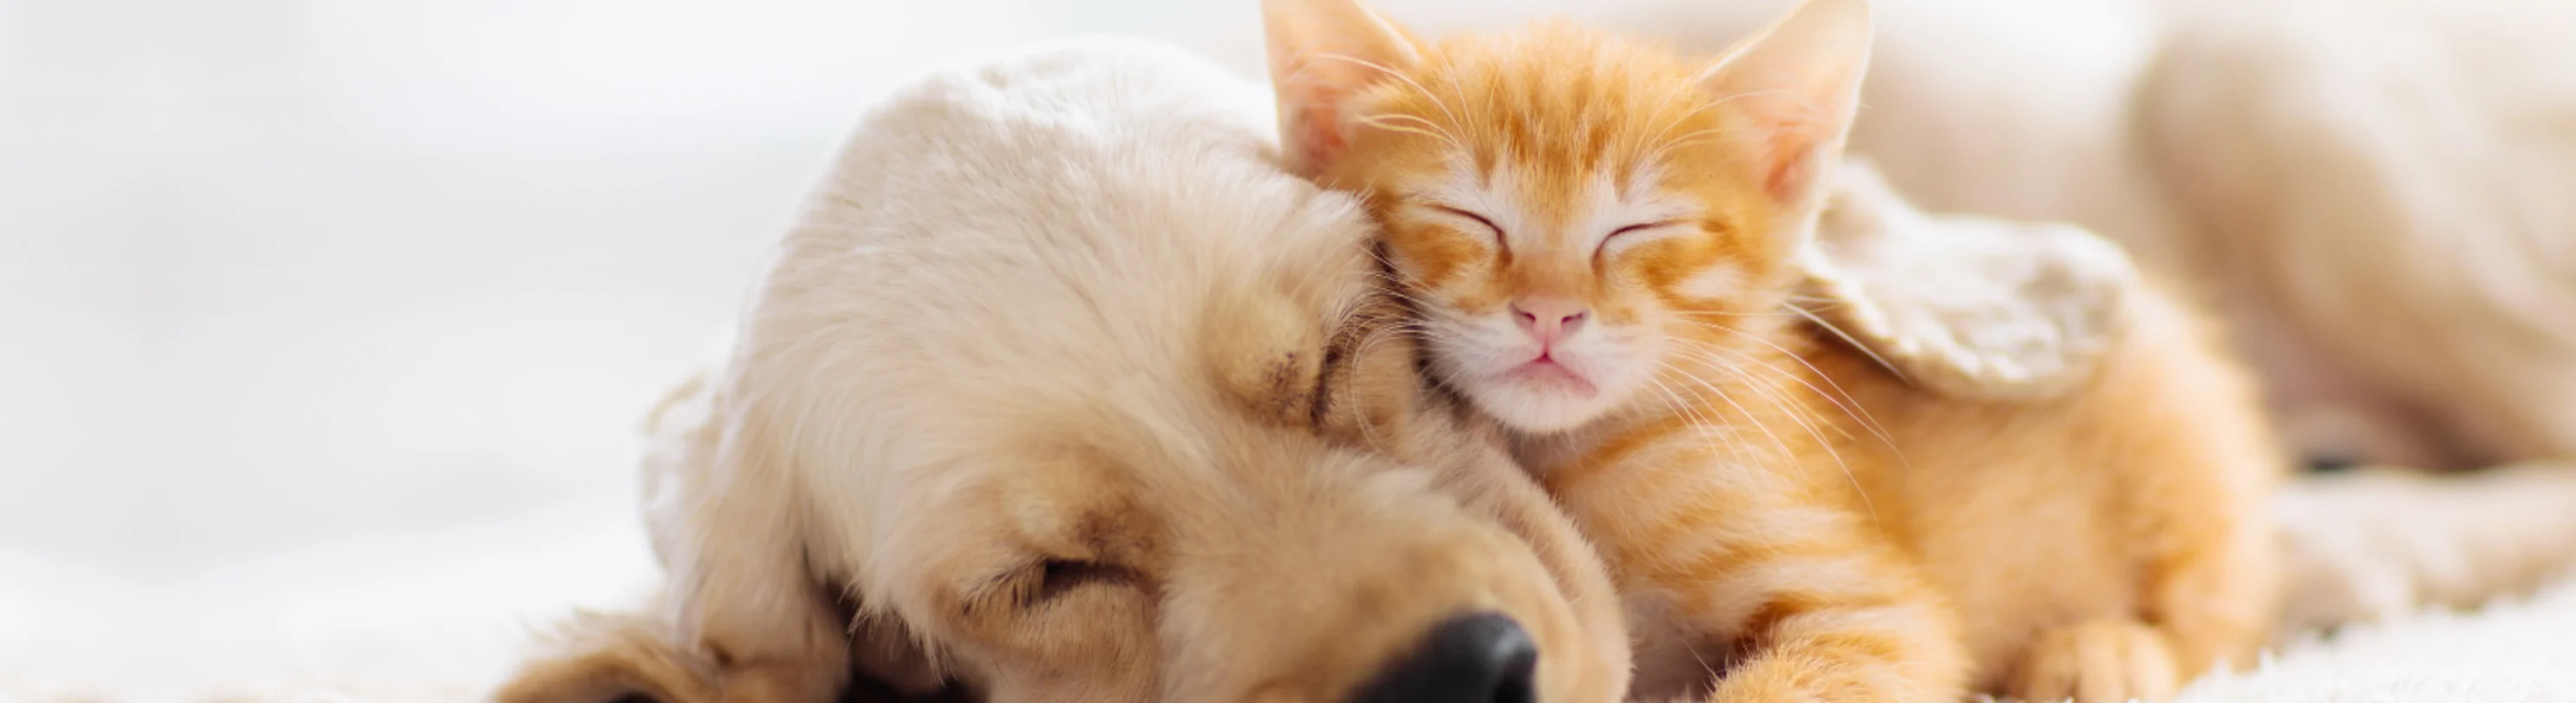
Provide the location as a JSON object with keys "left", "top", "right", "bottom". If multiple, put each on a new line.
{"left": 1510, "top": 297, "right": 1589, "bottom": 347}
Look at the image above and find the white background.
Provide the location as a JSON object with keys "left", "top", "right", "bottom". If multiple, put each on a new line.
{"left": 0, "top": 0, "right": 1276, "bottom": 695}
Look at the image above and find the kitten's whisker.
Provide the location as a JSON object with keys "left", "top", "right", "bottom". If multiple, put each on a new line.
{"left": 1311, "top": 54, "right": 1468, "bottom": 143}
{"left": 1362, "top": 254, "right": 1444, "bottom": 305}
{"left": 1687, "top": 345, "right": 1873, "bottom": 449}
{"left": 1667, "top": 319, "right": 1899, "bottom": 450}
{"left": 1664, "top": 347, "right": 1880, "bottom": 523}
{"left": 1786, "top": 302, "right": 1908, "bottom": 384}
{"left": 1694, "top": 87, "right": 1819, "bottom": 114}
{"left": 1670, "top": 345, "right": 1847, "bottom": 452}
{"left": 1638, "top": 77, "right": 1718, "bottom": 157}
{"left": 1671, "top": 309, "right": 1808, "bottom": 319}
{"left": 1356, "top": 113, "right": 1462, "bottom": 152}
{"left": 1672, "top": 326, "right": 1910, "bottom": 476}
{"left": 1639, "top": 125, "right": 1762, "bottom": 165}
{"left": 1636, "top": 84, "right": 1759, "bottom": 166}
{"left": 1355, "top": 273, "right": 1435, "bottom": 307}
{"left": 1362, "top": 291, "right": 1435, "bottom": 314}
{"left": 1638, "top": 373, "right": 1706, "bottom": 433}
{"left": 1659, "top": 354, "right": 1804, "bottom": 482}
{"left": 1669, "top": 348, "right": 1845, "bottom": 460}
{"left": 1643, "top": 365, "right": 1760, "bottom": 482}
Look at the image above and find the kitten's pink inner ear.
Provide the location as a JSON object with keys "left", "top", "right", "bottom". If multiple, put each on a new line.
{"left": 1696, "top": 0, "right": 1873, "bottom": 207}
{"left": 1261, "top": 0, "right": 1421, "bottom": 178}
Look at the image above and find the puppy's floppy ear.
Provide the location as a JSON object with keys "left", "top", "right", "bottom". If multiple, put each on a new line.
{"left": 491, "top": 608, "right": 718, "bottom": 703}
{"left": 491, "top": 600, "right": 951, "bottom": 703}
{"left": 1794, "top": 161, "right": 2138, "bottom": 400}
{"left": 1262, "top": 0, "right": 1422, "bottom": 178}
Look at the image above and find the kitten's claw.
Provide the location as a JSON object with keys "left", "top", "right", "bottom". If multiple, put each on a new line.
{"left": 2010, "top": 619, "right": 2180, "bottom": 703}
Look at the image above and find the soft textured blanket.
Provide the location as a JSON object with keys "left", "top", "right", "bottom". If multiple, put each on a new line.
{"left": 5, "top": 495, "right": 2570, "bottom": 703}
{"left": 2177, "top": 576, "right": 2576, "bottom": 703}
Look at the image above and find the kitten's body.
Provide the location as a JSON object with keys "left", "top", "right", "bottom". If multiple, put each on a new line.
{"left": 1525, "top": 280, "right": 2278, "bottom": 700}
{"left": 1264, "top": 0, "right": 2282, "bottom": 700}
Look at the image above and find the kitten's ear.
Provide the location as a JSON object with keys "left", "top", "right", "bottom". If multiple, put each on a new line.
{"left": 1797, "top": 162, "right": 2138, "bottom": 400}
{"left": 1263, "top": 0, "right": 1422, "bottom": 178}
{"left": 1697, "top": 0, "right": 1872, "bottom": 212}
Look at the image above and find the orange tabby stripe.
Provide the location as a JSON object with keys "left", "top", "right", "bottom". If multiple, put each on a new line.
{"left": 1549, "top": 411, "right": 1966, "bottom": 701}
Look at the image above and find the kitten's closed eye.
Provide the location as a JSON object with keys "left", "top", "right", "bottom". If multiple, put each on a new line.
{"left": 1428, "top": 204, "right": 1507, "bottom": 247}
{"left": 1598, "top": 220, "right": 1689, "bottom": 258}
{"left": 1605, "top": 221, "right": 1681, "bottom": 240}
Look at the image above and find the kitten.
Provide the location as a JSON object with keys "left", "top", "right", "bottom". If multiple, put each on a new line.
{"left": 1262, "top": 0, "right": 2285, "bottom": 700}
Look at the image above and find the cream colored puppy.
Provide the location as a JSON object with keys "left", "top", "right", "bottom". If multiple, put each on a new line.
{"left": 492, "top": 38, "right": 1629, "bottom": 703}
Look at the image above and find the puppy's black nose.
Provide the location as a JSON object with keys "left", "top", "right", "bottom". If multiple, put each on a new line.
{"left": 1351, "top": 612, "right": 1539, "bottom": 703}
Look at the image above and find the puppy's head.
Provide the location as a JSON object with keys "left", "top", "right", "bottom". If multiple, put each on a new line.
{"left": 505, "top": 40, "right": 1625, "bottom": 703}
{"left": 853, "top": 240, "right": 1623, "bottom": 703}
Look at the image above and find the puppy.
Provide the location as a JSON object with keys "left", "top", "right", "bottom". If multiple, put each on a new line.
{"left": 491, "top": 38, "right": 1629, "bottom": 703}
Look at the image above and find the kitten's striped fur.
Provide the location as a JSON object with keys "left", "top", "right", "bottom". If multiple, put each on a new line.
{"left": 1265, "top": 0, "right": 2284, "bottom": 700}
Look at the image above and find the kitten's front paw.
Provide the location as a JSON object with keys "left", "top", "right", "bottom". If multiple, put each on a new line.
{"left": 2010, "top": 619, "right": 2180, "bottom": 703}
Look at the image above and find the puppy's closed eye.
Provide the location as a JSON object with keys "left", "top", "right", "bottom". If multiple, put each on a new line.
{"left": 971, "top": 558, "right": 1147, "bottom": 614}
{"left": 1030, "top": 559, "right": 1143, "bottom": 605}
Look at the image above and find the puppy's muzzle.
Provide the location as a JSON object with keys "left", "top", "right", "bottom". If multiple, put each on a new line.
{"left": 1351, "top": 612, "right": 1540, "bottom": 703}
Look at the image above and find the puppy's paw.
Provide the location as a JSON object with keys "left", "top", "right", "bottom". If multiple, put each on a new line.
{"left": 2010, "top": 619, "right": 2180, "bottom": 703}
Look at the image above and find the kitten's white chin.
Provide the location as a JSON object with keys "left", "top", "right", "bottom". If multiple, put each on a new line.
{"left": 1504, "top": 361, "right": 1599, "bottom": 397}
{"left": 1463, "top": 371, "right": 1618, "bottom": 434}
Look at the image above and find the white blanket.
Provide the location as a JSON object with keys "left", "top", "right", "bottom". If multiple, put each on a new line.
{"left": 4, "top": 506, "right": 2569, "bottom": 703}
{"left": 2179, "top": 579, "right": 2576, "bottom": 703}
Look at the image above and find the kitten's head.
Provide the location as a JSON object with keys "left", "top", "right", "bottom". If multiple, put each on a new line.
{"left": 1263, "top": 0, "right": 1871, "bottom": 432}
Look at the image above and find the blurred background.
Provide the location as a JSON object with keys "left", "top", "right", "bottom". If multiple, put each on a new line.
{"left": 5, "top": 0, "right": 2573, "bottom": 699}
{"left": 0, "top": 0, "right": 1270, "bottom": 695}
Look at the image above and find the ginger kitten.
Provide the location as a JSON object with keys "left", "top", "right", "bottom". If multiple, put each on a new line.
{"left": 1263, "top": 0, "right": 2285, "bottom": 700}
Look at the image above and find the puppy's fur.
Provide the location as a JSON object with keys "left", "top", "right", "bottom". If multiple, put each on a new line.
{"left": 494, "top": 39, "right": 1630, "bottom": 703}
